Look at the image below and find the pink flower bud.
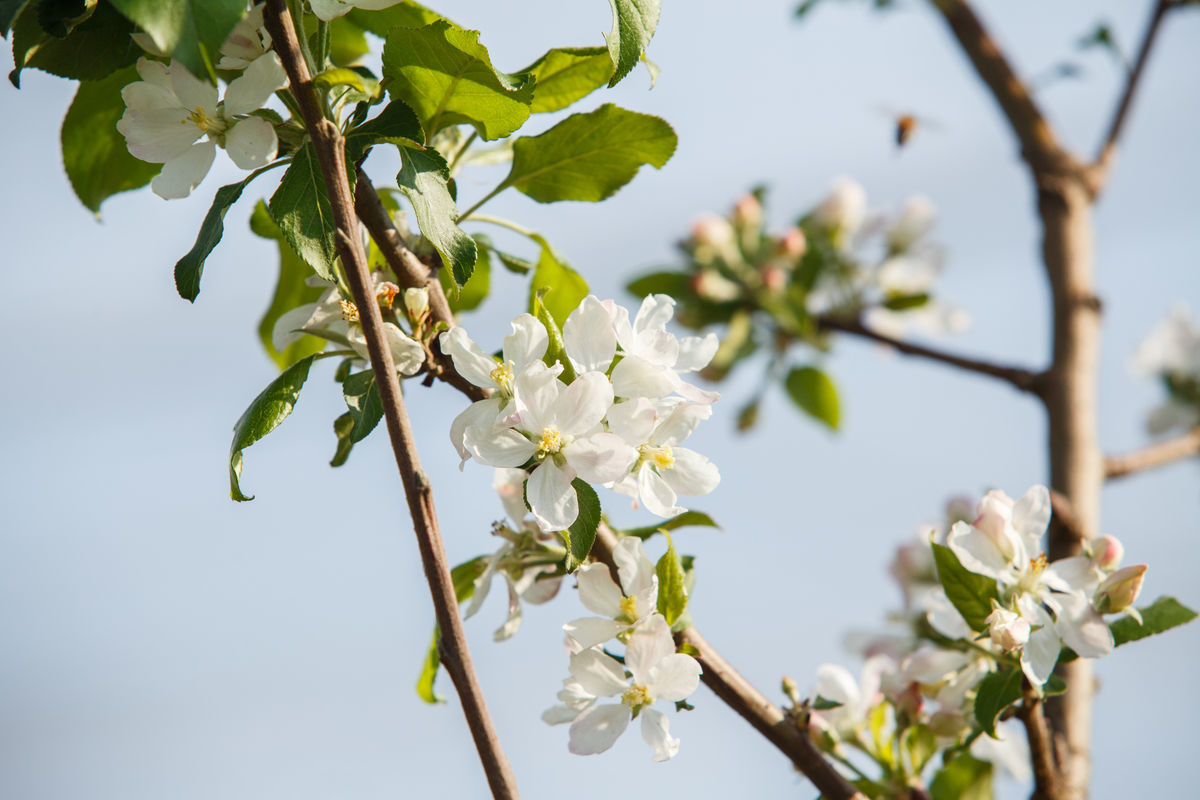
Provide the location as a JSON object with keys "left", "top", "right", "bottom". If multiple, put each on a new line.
{"left": 1094, "top": 564, "right": 1148, "bottom": 614}
{"left": 732, "top": 194, "right": 763, "bottom": 229}
{"left": 691, "top": 270, "right": 741, "bottom": 302}
{"left": 760, "top": 265, "right": 786, "bottom": 292}
{"left": 985, "top": 607, "right": 1030, "bottom": 652}
{"left": 777, "top": 227, "right": 807, "bottom": 259}
{"left": 973, "top": 490, "right": 1017, "bottom": 561}
{"left": 690, "top": 214, "right": 735, "bottom": 248}
{"left": 1089, "top": 535, "right": 1124, "bottom": 572}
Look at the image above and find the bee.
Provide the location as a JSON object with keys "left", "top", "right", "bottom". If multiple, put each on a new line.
{"left": 895, "top": 113, "right": 918, "bottom": 148}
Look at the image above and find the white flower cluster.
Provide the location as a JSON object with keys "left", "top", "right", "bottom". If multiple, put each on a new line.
{"left": 442, "top": 295, "right": 721, "bottom": 532}
{"left": 1133, "top": 306, "right": 1200, "bottom": 434}
{"left": 543, "top": 538, "right": 702, "bottom": 761}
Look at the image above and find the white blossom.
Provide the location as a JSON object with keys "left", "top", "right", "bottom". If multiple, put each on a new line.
{"left": 309, "top": 0, "right": 404, "bottom": 21}
{"left": 563, "top": 536, "right": 658, "bottom": 652}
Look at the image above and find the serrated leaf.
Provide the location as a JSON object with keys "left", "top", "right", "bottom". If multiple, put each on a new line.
{"left": 342, "top": 369, "right": 383, "bottom": 442}
{"left": 382, "top": 20, "right": 534, "bottom": 141}
{"left": 622, "top": 510, "right": 719, "bottom": 540}
{"left": 527, "top": 243, "right": 587, "bottom": 330}
{"left": 345, "top": 100, "right": 424, "bottom": 163}
{"left": 175, "top": 167, "right": 275, "bottom": 302}
{"left": 973, "top": 667, "right": 1022, "bottom": 738}
{"left": 1, "top": 0, "right": 30, "bottom": 38}
{"left": 563, "top": 478, "right": 601, "bottom": 571}
{"left": 346, "top": 2, "right": 443, "bottom": 37}
{"left": 10, "top": 1, "right": 137, "bottom": 86}
{"left": 521, "top": 45, "right": 613, "bottom": 113}
{"left": 1110, "top": 595, "right": 1197, "bottom": 647}
{"left": 531, "top": 288, "right": 576, "bottom": 384}
{"left": 440, "top": 234, "right": 491, "bottom": 312}
{"left": 784, "top": 365, "right": 840, "bottom": 430}
{"left": 60, "top": 63, "right": 160, "bottom": 213}
{"left": 416, "top": 556, "right": 487, "bottom": 704}
{"left": 229, "top": 355, "right": 317, "bottom": 501}
{"left": 269, "top": 145, "right": 343, "bottom": 283}
{"left": 606, "top": 0, "right": 659, "bottom": 87}
{"left": 497, "top": 104, "right": 676, "bottom": 204}
{"left": 397, "top": 145, "right": 476, "bottom": 285}
{"left": 929, "top": 752, "right": 993, "bottom": 800}
{"left": 931, "top": 543, "right": 999, "bottom": 632}
{"left": 108, "top": 0, "right": 245, "bottom": 81}
{"left": 655, "top": 534, "right": 687, "bottom": 626}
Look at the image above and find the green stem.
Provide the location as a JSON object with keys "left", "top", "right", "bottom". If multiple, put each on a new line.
{"left": 828, "top": 749, "right": 874, "bottom": 784}
{"left": 463, "top": 213, "right": 536, "bottom": 238}
{"left": 314, "top": 18, "right": 330, "bottom": 71}
{"left": 457, "top": 184, "right": 507, "bottom": 223}
{"left": 286, "top": 0, "right": 317, "bottom": 77}
{"left": 446, "top": 130, "right": 479, "bottom": 176}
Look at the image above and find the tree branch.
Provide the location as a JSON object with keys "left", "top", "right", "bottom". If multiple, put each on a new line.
{"left": 816, "top": 315, "right": 1044, "bottom": 395}
{"left": 590, "top": 524, "right": 866, "bottom": 800}
{"left": 1105, "top": 426, "right": 1200, "bottom": 480}
{"left": 1018, "top": 687, "right": 1065, "bottom": 800}
{"left": 1091, "top": 0, "right": 1173, "bottom": 195}
{"left": 262, "top": 3, "right": 518, "bottom": 797}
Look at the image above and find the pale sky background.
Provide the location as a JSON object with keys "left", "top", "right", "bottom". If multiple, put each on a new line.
{"left": 2, "top": 1, "right": 1198, "bottom": 798}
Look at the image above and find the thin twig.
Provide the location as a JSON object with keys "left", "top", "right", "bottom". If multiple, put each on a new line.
{"left": 262, "top": 3, "right": 518, "bottom": 797}
{"left": 590, "top": 524, "right": 866, "bottom": 800}
{"left": 816, "top": 315, "right": 1044, "bottom": 395}
{"left": 1105, "top": 426, "right": 1200, "bottom": 480}
{"left": 1091, "top": 0, "right": 1173, "bottom": 195}
{"left": 1018, "top": 687, "right": 1064, "bottom": 800}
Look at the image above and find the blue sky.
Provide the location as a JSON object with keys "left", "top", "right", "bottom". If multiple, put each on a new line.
{"left": 2, "top": 1, "right": 1197, "bottom": 797}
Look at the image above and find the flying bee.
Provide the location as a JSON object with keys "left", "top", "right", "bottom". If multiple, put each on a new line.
{"left": 878, "top": 108, "right": 943, "bottom": 151}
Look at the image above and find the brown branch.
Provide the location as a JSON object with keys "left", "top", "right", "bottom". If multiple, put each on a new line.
{"left": 353, "top": 175, "right": 486, "bottom": 402}
{"left": 1018, "top": 687, "right": 1065, "bottom": 800}
{"left": 928, "top": 0, "right": 1065, "bottom": 171}
{"left": 262, "top": 3, "right": 518, "bottom": 797}
{"left": 1048, "top": 489, "right": 1087, "bottom": 551}
{"left": 1105, "top": 426, "right": 1200, "bottom": 480}
{"left": 1091, "top": 0, "right": 1173, "bottom": 195}
{"left": 816, "top": 315, "right": 1044, "bottom": 395}
{"left": 590, "top": 524, "right": 866, "bottom": 800}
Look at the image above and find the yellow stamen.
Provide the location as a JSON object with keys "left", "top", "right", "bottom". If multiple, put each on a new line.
{"left": 619, "top": 594, "right": 638, "bottom": 621}
{"left": 339, "top": 299, "right": 360, "bottom": 322}
{"left": 639, "top": 443, "right": 675, "bottom": 471}
{"left": 1030, "top": 552, "right": 1049, "bottom": 575}
{"left": 184, "top": 107, "right": 223, "bottom": 135}
{"left": 537, "top": 426, "right": 563, "bottom": 455}
{"left": 621, "top": 684, "right": 652, "bottom": 712}
{"left": 490, "top": 361, "right": 514, "bottom": 394}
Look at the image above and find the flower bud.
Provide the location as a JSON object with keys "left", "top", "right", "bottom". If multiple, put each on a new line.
{"left": 374, "top": 281, "right": 400, "bottom": 308}
{"left": 781, "top": 676, "right": 801, "bottom": 706}
{"left": 985, "top": 607, "right": 1030, "bottom": 652}
{"left": 1094, "top": 564, "right": 1147, "bottom": 614}
{"left": 973, "top": 490, "right": 1018, "bottom": 562}
{"left": 776, "top": 227, "right": 807, "bottom": 259}
{"left": 760, "top": 265, "right": 787, "bottom": 292}
{"left": 1089, "top": 535, "right": 1124, "bottom": 572}
{"left": 928, "top": 709, "right": 970, "bottom": 739}
{"left": 404, "top": 286, "right": 429, "bottom": 320}
{"left": 732, "top": 194, "right": 763, "bottom": 230}
{"left": 690, "top": 214, "right": 735, "bottom": 248}
{"left": 691, "top": 270, "right": 741, "bottom": 302}
{"left": 813, "top": 177, "right": 866, "bottom": 237}
{"left": 887, "top": 195, "right": 936, "bottom": 253}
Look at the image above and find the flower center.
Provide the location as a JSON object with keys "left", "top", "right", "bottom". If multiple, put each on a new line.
{"left": 490, "top": 361, "right": 515, "bottom": 394}
{"left": 621, "top": 683, "right": 652, "bottom": 714}
{"left": 619, "top": 594, "right": 639, "bottom": 623}
{"left": 339, "top": 299, "right": 360, "bottom": 322}
{"left": 638, "top": 443, "right": 675, "bottom": 470}
{"left": 1029, "top": 552, "right": 1048, "bottom": 575}
{"left": 185, "top": 106, "right": 225, "bottom": 136}
{"left": 537, "top": 426, "right": 564, "bottom": 456}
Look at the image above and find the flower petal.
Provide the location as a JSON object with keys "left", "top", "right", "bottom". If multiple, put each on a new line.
{"left": 271, "top": 302, "right": 319, "bottom": 352}
{"left": 611, "top": 354, "right": 677, "bottom": 399}
{"left": 169, "top": 60, "right": 217, "bottom": 114}
{"left": 1054, "top": 593, "right": 1114, "bottom": 658}
{"left": 554, "top": 371, "right": 613, "bottom": 435}
{"left": 563, "top": 616, "right": 624, "bottom": 652}
{"left": 502, "top": 313, "right": 549, "bottom": 370}
{"left": 674, "top": 333, "right": 718, "bottom": 372}
{"left": 946, "top": 520, "right": 1011, "bottom": 582}
{"left": 605, "top": 397, "right": 657, "bottom": 444}
{"left": 527, "top": 461, "right": 578, "bottom": 531}
{"left": 575, "top": 563, "right": 624, "bottom": 618}
{"left": 661, "top": 447, "right": 720, "bottom": 497}
{"left": 625, "top": 614, "right": 675, "bottom": 687}
{"left": 640, "top": 708, "right": 680, "bottom": 762}
{"left": 613, "top": 537, "right": 656, "bottom": 601}
{"left": 568, "top": 648, "right": 628, "bottom": 697}
{"left": 1012, "top": 485, "right": 1050, "bottom": 552}
{"left": 464, "top": 425, "right": 536, "bottom": 468}
{"left": 224, "top": 51, "right": 288, "bottom": 116}
{"left": 151, "top": 140, "right": 216, "bottom": 199}
{"left": 224, "top": 116, "right": 278, "bottom": 170}
{"left": 513, "top": 362, "right": 563, "bottom": 432}
{"left": 118, "top": 107, "right": 200, "bottom": 163}
{"left": 440, "top": 327, "right": 501, "bottom": 389}
{"left": 647, "top": 653, "right": 702, "bottom": 702}
{"left": 653, "top": 402, "right": 711, "bottom": 446}
{"left": 449, "top": 398, "right": 504, "bottom": 468}
{"left": 638, "top": 466, "right": 683, "bottom": 518}
{"left": 568, "top": 703, "right": 629, "bottom": 755}
{"left": 564, "top": 433, "right": 636, "bottom": 485}
{"left": 564, "top": 295, "right": 616, "bottom": 373}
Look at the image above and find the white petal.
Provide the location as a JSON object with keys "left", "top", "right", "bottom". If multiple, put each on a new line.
{"left": 924, "top": 589, "right": 972, "bottom": 640}
{"left": 520, "top": 573, "right": 561, "bottom": 605}
{"left": 1054, "top": 593, "right": 1114, "bottom": 658}
{"left": 638, "top": 466, "right": 683, "bottom": 518}
{"left": 463, "top": 553, "right": 500, "bottom": 621}
{"left": 464, "top": 426, "right": 536, "bottom": 468}
{"left": 118, "top": 107, "right": 200, "bottom": 163}
{"left": 1021, "top": 625, "right": 1060, "bottom": 687}
{"left": 647, "top": 653, "right": 702, "bottom": 702}
{"left": 640, "top": 708, "right": 680, "bottom": 762}
{"left": 564, "top": 433, "right": 636, "bottom": 485}
{"left": 946, "top": 521, "right": 1011, "bottom": 583}
{"left": 493, "top": 580, "right": 523, "bottom": 641}
{"left": 1042, "top": 557, "right": 1098, "bottom": 594}
{"left": 449, "top": 398, "right": 503, "bottom": 468}
{"left": 611, "top": 354, "right": 677, "bottom": 399}
{"left": 568, "top": 704, "right": 629, "bottom": 755}
{"left": 661, "top": 447, "right": 720, "bottom": 497}
{"left": 151, "top": 140, "right": 216, "bottom": 199}
{"left": 575, "top": 563, "right": 624, "bottom": 618}
{"left": 382, "top": 323, "right": 425, "bottom": 375}
{"left": 271, "top": 302, "right": 319, "bottom": 352}
{"left": 613, "top": 537, "right": 656, "bottom": 601}
{"left": 625, "top": 615, "right": 675, "bottom": 687}
{"left": 120, "top": 80, "right": 176, "bottom": 112}
{"left": 527, "top": 461, "right": 578, "bottom": 532}
{"left": 605, "top": 397, "right": 657, "bottom": 444}
{"left": 633, "top": 294, "right": 676, "bottom": 337}
{"left": 653, "top": 402, "right": 711, "bottom": 446}
{"left": 224, "top": 117, "right": 278, "bottom": 170}
{"left": 563, "top": 617, "right": 624, "bottom": 652}
{"left": 309, "top": 0, "right": 354, "bottom": 21}
{"left": 502, "top": 313, "right": 549, "bottom": 370}
{"left": 564, "top": 295, "right": 616, "bottom": 373}
{"left": 674, "top": 333, "right": 718, "bottom": 372}
{"left": 513, "top": 362, "right": 563, "bottom": 432}
{"left": 135, "top": 56, "right": 172, "bottom": 89}
{"left": 439, "top": 327, "right": 501, "bottom": 389}
{"left": 224, "top": 52, "right": 288, "bottom": 116}
{"left": 169, "top": 60, "right": 218, "bottom": 114}
{"left": 568, "top": 649, "right": 628, "bottom": 697}
{"left": 542, "top": 703, "right": 585, "bottom": 725}
{"left": 1012, "top": 485, "right": 1051, "bottom": 551}
{"left": 554, "top": 371, "right": 613, "bottom": 435}
{"left": 492, "top": 466, "right": 530, "bottom": 524}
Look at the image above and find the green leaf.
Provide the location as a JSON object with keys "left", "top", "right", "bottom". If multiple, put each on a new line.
{"left": 521, "top": 45, "right": 613, "bottom": 113}
{"left": 497, "top": 104, "right": 676, "bottom": 204}
{"left": 605, "top": 0, "right": 659, "bottom": 87}
{"left": 1111, "top": 595, "right": 1198, "bottom": 647}
{"left": 346, "top": 2, "right": 443, "bottom": 37}
{"left": 439, "top": 234, "right": 491, "bottom": 312}
{"left": 882, "top": 292, "right": 930, "bottom": 311}
{"left": 622, "top": 510, "right": 719, "bottom": 540}
{"left": 108, "top": 0, "right": 246, "bottom": 81}
{"left": 345, "top": 100, "right": 425, "bottom": 163}
{"left": 531, "top": 288, "right": 576, "bottom": 384}
{"left": 1, "top": 0, "right": 30, "bottom": 38}
{"left": 342, "top": 369, "right": 383, "bottom": 443}
{"left": 330, "top": 411, "right": 356, "bottom": 467}
{"left": 527, "top": 243, "right": 587, "bottom": 330}
{"left": 810, "top": 696, "right": 843, "bottom": 711}
{"left": 327, "top": 15, "right": 369, "bottom": 66}
{"left": 563, "top": 479, "right": 601, "bottom": 572}
{"left": 269, "top": 145, "right": 344, "bottom": 283}
{"left": 784, "top": 365, "right": 840, "bottom": 430}
{"left": 627, "top": 270, "right": 690, "bottom": 299}
{"left": 10, "top": 1, "right": 138, "bottom": 86}
{"left": 60, "top": 63, "right": 160, "bottom": 213}
{"left": 249, "top": 201, "right": 328, "bottom": 369}
{"left": 229, "top": 355, "right": 317, "bottom": 501}
{"left": 931, "top": 543, "right": 1000, "bottom": 632}
{"left": 397, "top": 145, "right": 477, "bottom": 285}
{"left": 495, "top": 249, "right": 533, "bottom": 275}
{"left": 655, "top": 534, "right": 688, "bottom": 626}
{"left": 175, "top": 167, "right": 274, "bottom": 302}
{"left": 929, "top": 753, "right": 993, "bottom": 800}
{"left": 415, "top": 625, "right": 444, "bottom": 703}
{"left": 381, "top": 20, "right": 534, "bottom": 141}
{"left": 905, "top": 724, "right": 937, "bottom": 774}
{"left": 416, "top": 555, "right": 486, "bottom": 704}
{"left": 36, "top": 0, "right": 93, "bottom": 39}
{"left": 313, "top": 66, "right": 375, "bottom": 95}
{"left": 1043, "top": 673, "right": 1067, "bottom": 697}
{"left": 973, "top": 667, "right": 1022, "bottom": 739}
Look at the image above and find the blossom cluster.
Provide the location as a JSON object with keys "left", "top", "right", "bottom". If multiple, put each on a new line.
{"left": 1133, "top": 306, "right": 1200, "bottom": 434}
{"left": 442, "top": 295, "right": 721, "bottom": 532}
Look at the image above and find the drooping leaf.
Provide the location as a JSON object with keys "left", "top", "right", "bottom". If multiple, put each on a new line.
{"left": 1110, "top": 595, "right": 1197, "bottom": 647}
{"left": 229, "top": 355, "right": 317, "bottom": 501}
{"left": 108, "top": 0, "right": 246, "bottom": 80}
{"left": 269, "top": 145, "right": 344, "bottom": 283}
{"left": 521, "top": 45, "right": 613, "bottom": 113}
{"left": 531, "top": 288, "right": 576, "bottom": 384}
{"left": 397, "top": 145, "right": 476, "bottom": 285}
{"left": 495, "top": 249, "right": 533, "bottom": 275}
{"left": 439, "top": 233, "right": 491, "bottom": 312}
{"left": 60, "top": 63, "right": 160, "bottom": 213}
{"left": 655, "top": 534, "right": 688, "bottom": 626}
{"left": 381, "top": 20, "right": 534, "bottom": 141}
{"left": 416, "top": 555, "right": 487, "bottom": 704}
{"left": 784, "top": 365, "right": 840, "bottom": 430}
{"left": 346, "top": 2, "right": 443, "bottom": 38}
{"left": 10, "top": 1, "right": 138, "bottom": 86}
{"left": 929, "top": 752, "right": 993, "bottom": 800}
{"left": 176, "top": 166, "right": 276, "bottom": 302}
{"left": 605, "top": 0, "right": 659, "bottom": 87}
{"left": 527, "top": 242, "right": 587, "bottom": 330}
{"left": 249, "top": 201, "right": 327, "bottom": 369}
{"left": 344, "top": 100, "right": 424, "bottom": 163}
{"left": 973, "top": 667, "right": 1022, "bottom": 738}
{"left": 342, "top": 369, "right": 383, "bottom": 443}
{"left": 330, "top": 411, "right": 356, "bottom": 467}
{"left": 497, "top": 104, "right": 676, "bottom": 204}
{"left": 622, "top": 510, "right": 719, "bottom": 540}
{"left": 415, "top": 625, "right": 444, "bottom": 703}
{"left": 931, "top": 543, "right": 1000, "bottom": 632}
{"left": 563, "top": 478, "right": 601, "bottom": 572}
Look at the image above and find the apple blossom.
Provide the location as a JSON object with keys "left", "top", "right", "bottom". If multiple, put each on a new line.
{"left": 562, "top": 536, "right": 657, "bottom": 652}
{"left": 217, "top": 4, "right": 271, "bottom": 71}
{"left": 608, "top": 294, "right": 719, "bottom": 402}
{"left": 309, "top": 0, "right": 405, "bottom": 21}
{"left": 985, "top": 606, "right": 1031, "bottom": 652}
{"left": 1094, "top": 564, "right": 1148, "bottom": 616}
{"left": 812, "top": 177, "right": 866, "bottom": 242}
{"left": 1132, "top": 306, "right": 1200, "bottom": 433}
